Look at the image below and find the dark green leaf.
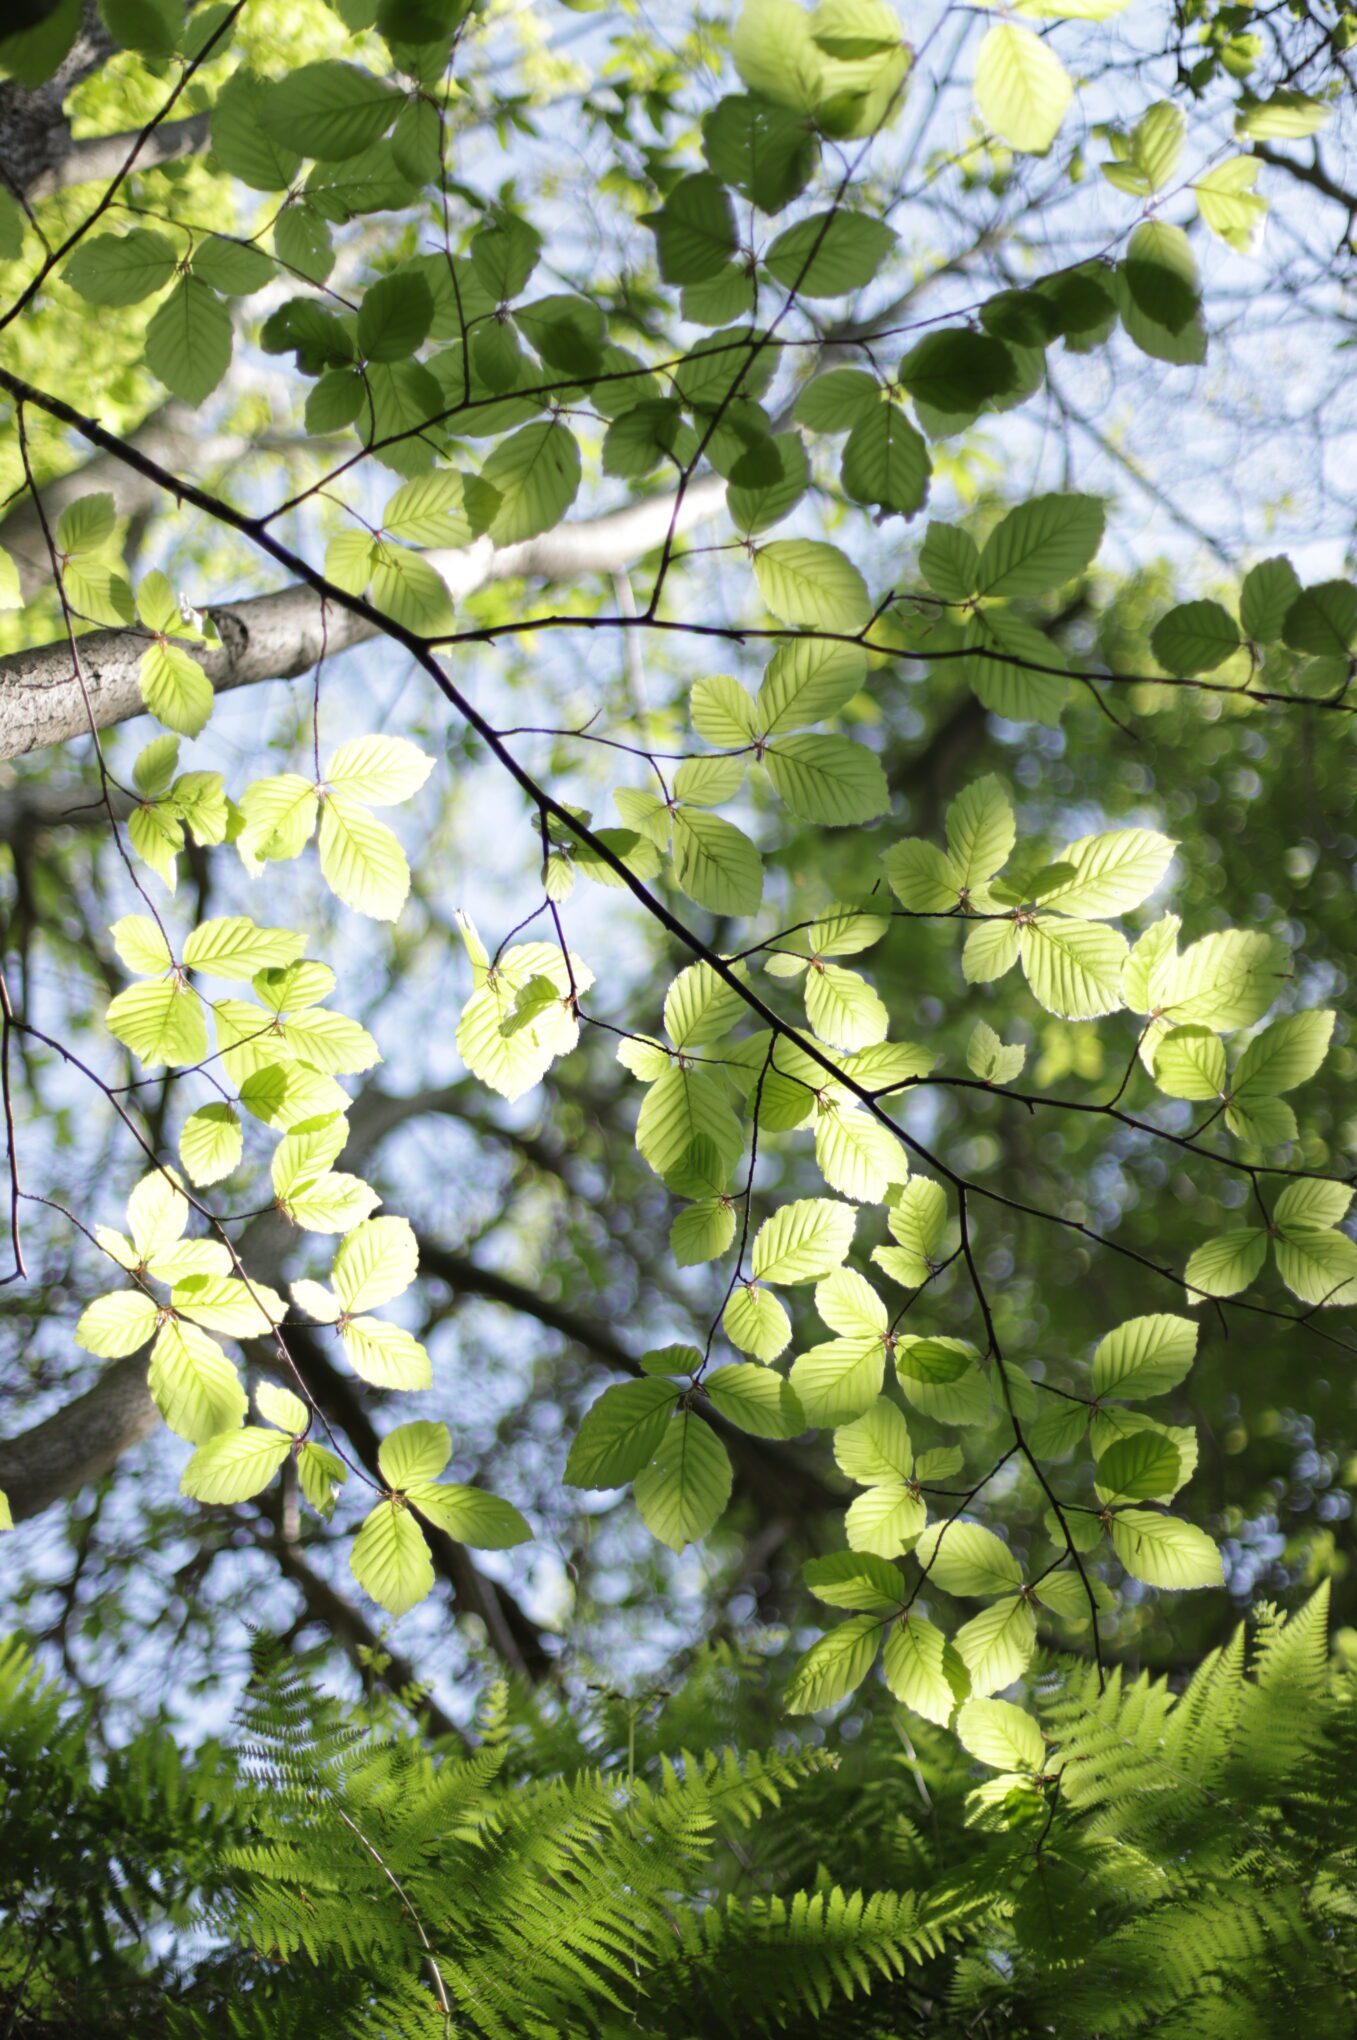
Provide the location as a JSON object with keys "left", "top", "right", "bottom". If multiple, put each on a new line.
{"left": 644, "top": 172, "right": 738, "bottom": 285}
{"left": 702, "top": 91, "right": 819, "bottom": 213}
{"left": 764, "top": 211, "right": 896, "bottom": 297}
{"left": 260, "top": 62, "right": 400, "bottom": 163}
{"left": 358, "top": 272, "right": 434, "bottom": 362}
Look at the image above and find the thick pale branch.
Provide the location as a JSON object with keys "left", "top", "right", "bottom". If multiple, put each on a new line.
{"left": 24, "top": 111, "right": 212, "bottom": 199}
{"left": 0, "top": 475, "right": 726, "bottom": 761}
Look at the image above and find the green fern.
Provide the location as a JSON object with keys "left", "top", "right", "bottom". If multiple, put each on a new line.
{"left": 4, "top": 1596, "right": 1357, "bottom": 2036}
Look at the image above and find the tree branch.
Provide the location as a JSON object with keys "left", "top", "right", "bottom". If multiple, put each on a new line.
{"left": 0, "top": 474, "right": 726, "bottom": 761}
{"left": 22, "top": 111, "right": 212, "bottom": 201}
{"left": 0, "top": 1354, "right": 158, "bottom": 1521}
{"left": 279, "top": 1320, "right": 556, "bottom": 1682}
{"left": 262, "top": 1520, "right": 466, "bottom": 1743}
{"left": 417, "top": 1237, "right": 841, "bottom": 1520}
{"left": 0, "top": 402, "right": 260, "bottom": 603}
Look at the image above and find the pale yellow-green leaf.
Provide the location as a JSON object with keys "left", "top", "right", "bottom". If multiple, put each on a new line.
{"left": 1273, "top": 1178, "right": 1354, "bottom": 1233}
{"left": 753, "top": 538, "right": 871, "bottom": 631}
{"left": 956, "top": 1696, "right": 1044, "bottom": 1771}
{"left": 1092, "top": 1313, "right": 1197, "bottom": 1399}
{"left": 324, "top": 734, "right": 433, "bottom": 806}
{"left": 845, "top": 1480, "right": 926, "bottom": 1556}
{"left": 180, "top": 1103, "right": 243, "bottom": 1186}
{"left": 379, "top": 1419, "right": 451, "bottom": 1490}
{"left": 752, "top": 1197, "right": 856, "bottom": 1284}
{"left": 954, "top": 1594, "right": 1038, "bottom": 1695}
{"left": 671, "top": 807, "right": 763, "bottom": 916}
{"left": 1233, "top": 1010, "right": 1333, "bottom": 1100}
{"left": 172, "top": 1274, "right": 285, "bottom": 1337}
{"left": 1185, "top": 1229, "right": 1268, "bottom": 1302}
{"left": 139, "top": 641, "right": 213, "bottom": 737}
{"left": 966, "top": 1020, "right": 1026, "bottom": 1085}
{"left": 663, "top": 961, "right": 747, "bottom": 1048}
{"left": 1019, "top": 918, "right": 1127, "bottom": 1019}
{"left": 318, "top": 793, "right": 411, "bottom": 921}
{"left": 764, "top": 734, "right": 889, "bottom": 827}
{"left": 702, "top": 1362, "right": 804, "bottom": 1438}
{"left": 297, "top": 1442, "right": 346, "bottom": 1518}
{"left": 75, "top": 1288, "right": 159, "bottom": 1357}
{"left": 1154, "top": 1025, "right": 1226, "bottom": 1100}
{"left": 947, "top": 777, "right": 1015, "bottom": 888}
{"left": 290, "top": 1276, "right": 341, "bottom": 1323}
{"left": 148, "top": 1318, "right": 247, "bottom": 1444}
{"left": 271, "top": 1114, "right": 349, "bottom": 1202}
{"left": 147, "top": 1239, "right": 232, "bottom": 1283}
{"left": 1040, "top": 828, "right": 1175, "bottom": 919}
{"left": 633, "top": 1413, "right": 733, "bottom": 1550}
{"left": 1272, "top": 1227, "right": 1357, "bottom": 1308}
{"left": 105, "top": 981, "right": 207, "bottom": 1068}
{"left": 238, "top": 1064, "right": 351, "bottom": 1131}
{"left": 963, "top": 917, "right": 1021, "bottom": 985}
{"left": 368, "top": 544, "right": 455, "bottom": 634}
{"left": 325, "top": 529, "right": 376, "bottom": 595}
{"left": 790, "top": 1335, "right": 884, "bottom": 1427}
{"left": 887, "top": 1177, "right": 947, "bottom": 1268}
{"left": 723, "top": 1282, "right": 792, "bottom": 1362}
{"left": 803, "top": 962, "right": 888, "bottom": 1050}
{"left": 882, "top": 1614, "right": 968, "bottom": 1726}
{"left": 126, "top": 1168, "right": 188, "bottom": 1258}
{"left": 128, "top": 802, "right": 183, "bottom": 889}
{"left": 278, "top": 1007, "right": 381, "bottom": 1075}
{"left": 333, "top": 1215, "right": 418, "bottom": 1312}
{"left": 815, "top": 1266, "right": 887, "bottom": 1338}
{"left": 180, "top": 1427, "right": 291, "bottom": 1504}
{"left": 182, "top": 917, "right": 304, "bottom": 979}
{"left": 407, "top": 1480, "right": 531, "bottom": 1548}
{"left": 835, "top": 1397, "right": 913, "bottom": 1484}
{"left": 95, "top": 1225, "right": 138, "bottom": 1271}
{"left": 286, "top": 1173, "right": 381, "bottom": 1234}
{"left": 341, "top": 1317, "right": 433, "bottom": 1389}
{"left": 1110, "top": 1510, "right": 1223, "bottom": 1590}
{"left": 254, "top": 960, "right": 336, "bottom": 1015}
{"left": 671, "top": 1197, "right": 737, "bottom": 1266}
{"left": 755, "top": 638, "right": 866, "bottom": 733}
{"left": 785, "top": 1614, "right": 881, "bottom": 1713}
{"left": 236, "top": 775, "right": 320, "bottom": 868}
{"left": 882, "top": 837, "right": 959, "bottom": 911}
{"left": 110, "top": 914, "right": 173, "bottom": 975}
{"left": 635, "top": 1064, "right": 743, "bottom": 1178}
{"left": 351, "top": 1500, "right": 434, "bottom": 1615}
{"left": 1195, "top": 157, "right": 1266, "bottom": 253}
{"left": 691, "top": 673, "right": 758, "bottom": 745}
{"left": 256, "top": 1381, "right": 309, "bottom": 1435}
{"left": 914, "top": 1519, "right": 1021, "bottom": 1597}
{"left": 975, "top": 21, "right": 1072, "bottom": 153}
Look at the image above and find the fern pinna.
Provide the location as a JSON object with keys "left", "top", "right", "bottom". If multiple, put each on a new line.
{"left": 3, "top": 1600, "right": 1355, "bottom": 2035}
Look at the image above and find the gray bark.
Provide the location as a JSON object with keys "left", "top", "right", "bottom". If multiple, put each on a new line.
{"left": 23, "top": 111, "right": 211, "bottom": 200}
{"left": 0, "top": 1354, "right": 158, "bottom": 1521}
{"left": 0, "top": 474, "right": 726, "bottom": 761}
{"left": 0, "top": 3, "right": 115, "bottom": 202}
